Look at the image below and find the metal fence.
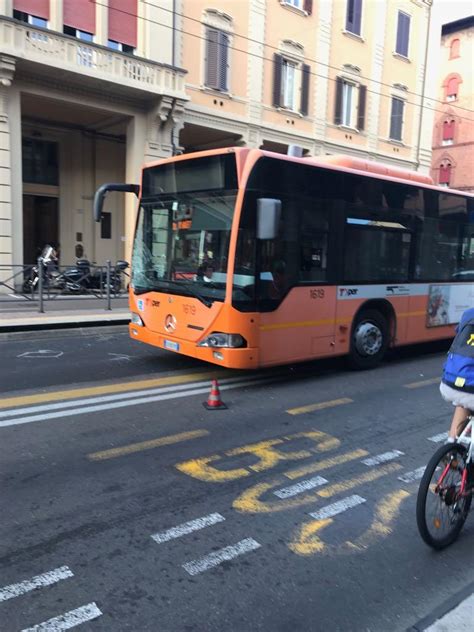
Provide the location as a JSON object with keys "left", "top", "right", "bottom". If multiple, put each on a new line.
{"left": 0, "top": 260, "right": 130, "bottom": 313}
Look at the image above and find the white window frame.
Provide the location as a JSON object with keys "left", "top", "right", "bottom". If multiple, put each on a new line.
{"left": 281, "top": 59, "right": 298, "bottom": 110}
{"left": 341, "top": 81, "right": 356, "bottom": 127}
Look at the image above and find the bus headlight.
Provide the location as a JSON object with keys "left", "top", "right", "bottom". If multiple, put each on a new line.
{"left": 131, "top": 312, "right": 144, "bottom": 326}
{"left": 198, "top": 333, "right": 247, "bottom": 348}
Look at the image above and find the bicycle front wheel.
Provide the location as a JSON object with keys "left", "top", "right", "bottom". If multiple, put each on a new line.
{"left": 416, "top": 443, "right": 472, "bottom": 549}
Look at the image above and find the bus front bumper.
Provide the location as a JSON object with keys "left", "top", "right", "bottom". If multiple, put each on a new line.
{"left": 129, "top": 324, "right": 258, "bottom": 369}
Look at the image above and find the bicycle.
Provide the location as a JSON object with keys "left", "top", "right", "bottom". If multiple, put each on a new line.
{"left": 416, "top": 414, "right": 473, "bottom": 549}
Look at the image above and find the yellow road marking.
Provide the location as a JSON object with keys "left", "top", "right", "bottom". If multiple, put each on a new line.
{"left": 234, "top": 460, "right": 401, "bottom": 514}
{"left": 345, "top": 490, "right": 410, "bottom": 551}
{"left": 284, "top": 449, "right": 369, "bottom": 480}
{"left": 287, "top": 398, "right": 353, "bottom": 416}
{"left": 175, "top": 430, "right": 341, "bottom": 483}
{"left": 317, "top": 462, "right": 403, "bottom": 498}
{"left": 404, "top": 377, "right": 439, "bottom": 389}
{"left": 288, "top": 489, "right": 410, "bottom": 556}
{"left": 87, "top": 429, "right": 209, "bottom": 461}
{"left": 0, "top": 370, "right": 226, "bottom": 410}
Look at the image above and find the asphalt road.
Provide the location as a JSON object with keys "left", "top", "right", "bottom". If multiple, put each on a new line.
{"left": 0, "top": 329, "right": 472, "bottom": 632}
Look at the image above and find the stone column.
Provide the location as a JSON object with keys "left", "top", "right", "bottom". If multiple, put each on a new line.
{"left": 49, "top": 0, "right": 63, "bottom": 33}
{"left": 95, "top": 0, "right": 109, "bottom": 47}
{"left": 124, "top": 114, "right": 146, "bottom": 263}
{"left": 0, "top": 1, "right": 13, "bottom": 17}
{"left": 0, "top": 55, "right": 16, "bottom": 292}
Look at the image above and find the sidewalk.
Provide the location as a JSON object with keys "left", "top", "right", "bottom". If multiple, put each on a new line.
{"left": 409, "top": 587, "right": 474, "bottom": 631}
{"left": 0, "top": 296, "right": 129, "bottom": 331}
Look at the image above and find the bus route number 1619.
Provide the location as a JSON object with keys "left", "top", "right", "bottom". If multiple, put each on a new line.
{"left": 310, "top": 289, "right": 325, "bottom": 299}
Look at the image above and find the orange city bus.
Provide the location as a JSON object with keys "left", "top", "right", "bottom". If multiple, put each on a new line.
{"left": 93, "top": 147, "right": 474, "bottom": 370}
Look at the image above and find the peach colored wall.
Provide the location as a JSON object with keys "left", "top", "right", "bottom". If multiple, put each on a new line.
{"left": 182, "top": 1, "right": 249, "bottom": 110}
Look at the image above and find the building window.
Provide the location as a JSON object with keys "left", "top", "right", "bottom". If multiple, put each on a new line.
{"left": 281, "top": 0, "right": 313, "bottom": 13}
{"left": 334, "top": 77, "right": 367, "bottom": 130}
{"left": 395, "top": 11, "right": 410, "bottom": 57}
{"left": 445, "top": 76, "right": 460, "bottom": 101}
{"left": 63, "top": 25, "right": 93, "bottom": 41}
{"left": 108, "top": 40, "right": 135, "bottom": 54}
{"left": 389, "top": 97, "right": 404, "bottom": 141}
{"left": 345, "top": 0, "right": 362, "bottom": 36}
{"left": 13, "top": 11, "right": 48, "bottom": 28}
{"left": 442, "top": 120, "right": 455, "bottom": 145}
{"left": 439, "top": 163, "right": 452, "bottom": 186}
{"left": 273, "top": 54, "right": 310, "bottom": 115}
{"left": 22, "top": 138, "right": 59, "bottom": 186}
{"left": 205, "top": 28, "right": 229, "bottom": 91}
{"left": 449, "top": 38, "right": 460, "bottom": 59}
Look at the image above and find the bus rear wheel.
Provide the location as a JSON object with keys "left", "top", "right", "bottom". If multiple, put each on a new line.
{"left": 349, "top": 309, "right": 389, "bottom": 369}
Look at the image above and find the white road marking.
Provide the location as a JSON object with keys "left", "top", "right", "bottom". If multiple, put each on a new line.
{"left": 22, "top": 602, "right": 102, "bottom": 631}
{"left": 18, "top": 350, "right": 63, "bottom": 359}
{"left": 0, "top": 566, "right": 73, "bottom": 602}
{"left": 361, "top": 450, "right": 404, "bottom": 467}
{"left": 0, "top": 377, "right": 275, "bottom": 428}
{"left": 273, "top": 476, "right": 328, "bottom": 499}
{"left": 151, "top": 513, "right": 225, "bottom": 544}
{"left": 398, "top": 467, "right": 426, "bottom": 483}
{"left": 0, "top": 375, "right": 262, "bottom": 420}
{"left": 309, "top": 495, "right": 366, "bottom": 520}
{"left": 182, "top": 538, "right": 261, "bottom": 576}
{"left": 428, "top": 432, "right": 448, "bottom": 443}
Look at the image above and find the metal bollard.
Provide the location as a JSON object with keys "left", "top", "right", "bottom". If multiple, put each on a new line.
{"left": 106, "top": 260, "right": 112, "bottom": 311}
{"left": 37, "top": 257, "right": 44, "bottom": 313}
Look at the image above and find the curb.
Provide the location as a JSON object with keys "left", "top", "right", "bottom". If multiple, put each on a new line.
{"left": 407, "top": 581, "right": 474, "bottom": 631}
{"left": 0, "top": 317, "right": 130, "bottom": 333}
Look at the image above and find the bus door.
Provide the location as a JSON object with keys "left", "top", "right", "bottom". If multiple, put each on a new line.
{"left": 257, "top": 229, "right": 337, "bottom": 365}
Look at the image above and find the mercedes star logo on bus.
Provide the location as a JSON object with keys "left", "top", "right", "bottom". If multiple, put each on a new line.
{"left": 164, "top": 314, "right": 177, "bottom": 332}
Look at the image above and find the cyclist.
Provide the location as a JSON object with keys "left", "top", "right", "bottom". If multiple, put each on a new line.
{"left": 440, "top": 306, "right": 474, "bottom": 441}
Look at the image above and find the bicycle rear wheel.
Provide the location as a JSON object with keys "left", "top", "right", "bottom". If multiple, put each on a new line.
{"left": 416, "top": 442, "right": 472, "bottom": 549}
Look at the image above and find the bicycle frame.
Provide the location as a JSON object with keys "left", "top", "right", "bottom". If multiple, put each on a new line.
{"left": 436, "top": 417, "right": 473, "bottom": 499}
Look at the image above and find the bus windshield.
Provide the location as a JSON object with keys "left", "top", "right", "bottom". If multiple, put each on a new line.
{"left": 132, "top": 153, "right": 238, "bottom": 305}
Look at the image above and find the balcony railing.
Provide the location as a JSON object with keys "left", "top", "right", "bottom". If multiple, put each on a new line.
{"left": 0, "top": 18, "right": 187, "bottom": 99}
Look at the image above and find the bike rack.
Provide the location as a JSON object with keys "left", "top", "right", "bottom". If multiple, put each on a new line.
{"left": 0, "top": 260, "right": 129, "bottom": 313}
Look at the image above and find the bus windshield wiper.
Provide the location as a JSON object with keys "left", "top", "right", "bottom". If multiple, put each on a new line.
{"left": 164, "top": 278, "right": 213, "bottom": 308}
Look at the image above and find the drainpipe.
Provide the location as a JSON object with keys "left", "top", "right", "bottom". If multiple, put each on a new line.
{"left": 415, "top": 1, "right": 432, "bottom": 171}
{"left": 171, "top": 0, "right": 177, "bottom": 155}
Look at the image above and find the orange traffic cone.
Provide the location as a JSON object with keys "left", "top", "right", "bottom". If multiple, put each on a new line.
{"left": 203, "top": 379, "right": 227, "bottom": 410}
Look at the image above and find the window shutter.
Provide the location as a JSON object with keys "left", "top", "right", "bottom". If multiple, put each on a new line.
{"left": 357, "top": 84, "right": 366, "bottom": 130}
{"left": 354, "top": 0, "right": 362, "bottom": 34}
{"left": 218, "top": 31, "right": 229, "bottom": 91}
{"left": 443, "top": 120, "right": 455, "bottom": 141}
{"left": 447, "top": 77, "right": 459, "bottom": 97}
{"left": 206, "top": 29, "right": 219, "bottom": 89}
{"left": 439, "top": 164, "right": 451, "bottom": 184}
{"left": 334, "top": 77, "right": 343, "bottom": 125}
{"left": 64, "top": 0, "right": 95, "bottom": 34}
{"left": 346, "top": 0, "right": 362, "bottom": 34}
{"left": 396, "top": 12, "right": 410, "bottom": 56}
{"left": 304, "top": 0, "right": 313, "bottom": 15}
{"left": 14, "top": 0, "right": 49, "bottom": 19}
{"left": 273, "top": 54, "right": 283, "bottom": 108}
{"left": 300, "top": 64, "right": 310, "bottom": 116}
{"left": 109, "top": 0, "right": 137, "bottom": 47}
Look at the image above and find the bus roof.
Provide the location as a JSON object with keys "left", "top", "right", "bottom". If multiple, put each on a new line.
{"left": 143, "top": 147, "right": 473, "bottom": 198}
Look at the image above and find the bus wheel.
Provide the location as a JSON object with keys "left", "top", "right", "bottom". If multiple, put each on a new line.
{"left": 349, "top": 309, "right": 389, "bottom": 369}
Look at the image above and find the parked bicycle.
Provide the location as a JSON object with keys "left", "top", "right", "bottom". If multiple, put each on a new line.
{"left": 416, "top": 415, "right": 473, "bottom": 549}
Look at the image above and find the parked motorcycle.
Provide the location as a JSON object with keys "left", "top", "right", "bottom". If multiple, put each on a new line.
{"left": 23, "top": 248, "right": 128, "bottom": 295}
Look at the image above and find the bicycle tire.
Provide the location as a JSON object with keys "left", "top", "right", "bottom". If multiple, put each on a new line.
{"left": 416, "top": 442, "right": 472, "bottom": 550}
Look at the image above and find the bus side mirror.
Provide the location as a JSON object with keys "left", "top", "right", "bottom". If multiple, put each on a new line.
{"left": 256, "top": 198, "right": 282, "bottom": 240}
{"left": 93, "top": 183, "right": 140, "bottom": 222}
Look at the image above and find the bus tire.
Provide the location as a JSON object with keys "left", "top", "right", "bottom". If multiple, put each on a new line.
{"left": 349, "top": 309, "right": 389, "bottom": 370}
